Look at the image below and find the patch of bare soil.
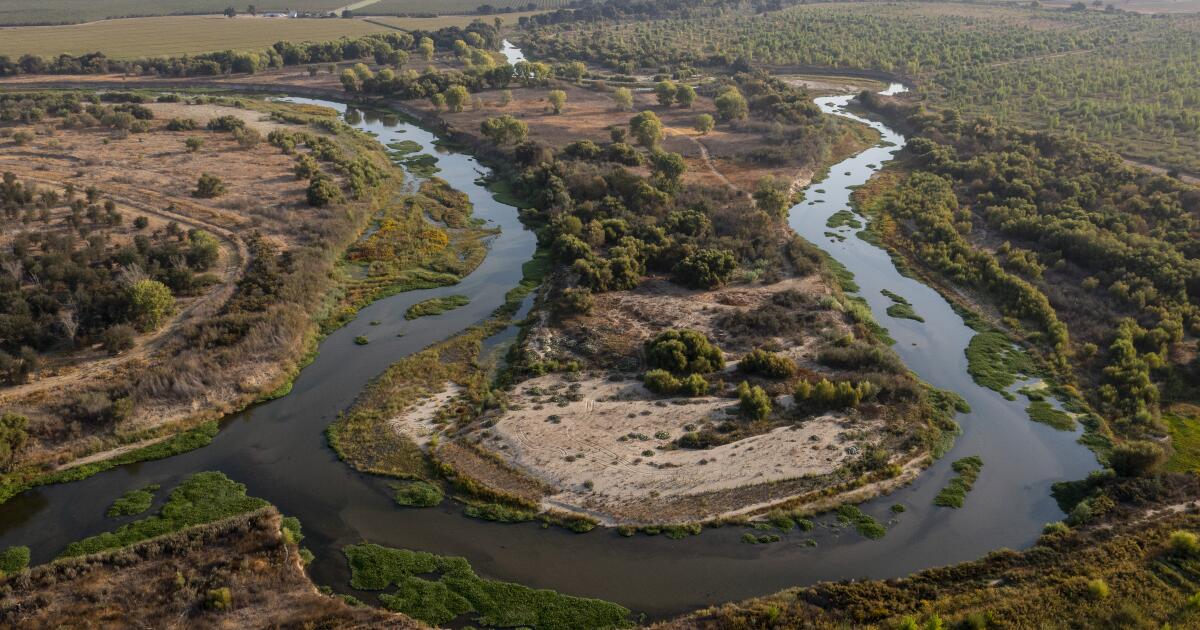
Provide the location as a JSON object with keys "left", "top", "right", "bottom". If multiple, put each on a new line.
{"left": 479, "top": 373, "right": 879, "bottom": 524}
{"left": 0, "top": 508, "right": 420, "bottom": 629}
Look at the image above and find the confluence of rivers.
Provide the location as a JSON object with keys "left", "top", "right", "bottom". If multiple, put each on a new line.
{"left": 0, "top": 65, "right": 1099, "bottom": 619}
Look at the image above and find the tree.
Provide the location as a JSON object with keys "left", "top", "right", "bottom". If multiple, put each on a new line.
{"left": 673, "top": 249, "right": 736, "bottom": 289}
{"left": 418, "top": 37, "right": 435, "bottom": 61}
{"left": 246, "top": 4, "right": 256, "bottom": 15}
{"left": 547, "top": 89, "right": 567, "bottom": 114}
{"left": 480, "top": 115, "right": 528, "bottom": 145}
{"left": 715, "top": 86, "right": 749, "bottom": 121}
{"left": 677, "top": 84, "right": 697, "bottom": 108}
{"left": 193, "top": 173, "right": 225, "bottom": 198}
{"left": 0, "top": 412, "right": 27, "bottom": 472}
{"left": 694, "top": 113, "right": 715, "bottom": 134}
{"left": 128, "top": 279, "right": 174, "bottom": 332}
{"left": 754, "top": 176, "right": 791, "bottom": 217}
{"left": 651, "top": 151, "right": 686, "bottom": 193}
{"left": 1109, "top": 440, "right": 1164, "bottom": 477}
{"left": 737, "top": 381, "right": 772, "bottom": 421}
{"left": 612, "top": 87, "right": 634, "bottom": 112}
{"left": 224, "top": 6, "right": 237, "bottom": 17}
{"left": 629, "top": 110, "right": 664, "bottom": 148}
{"left": 444, "top": 86, "right": 470, "bottom": 113}
{"left": 655, "top": 80, "right": 677, "bottom": 107}
{"left": 645, "top": 329, "right": 724, "bottom": 375}
{"left": 340, "top": 69, "right": 361, "bottom": 92}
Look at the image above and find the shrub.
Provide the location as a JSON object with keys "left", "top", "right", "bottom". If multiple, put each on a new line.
{"left": 547, "top": 89, "right": 567, "bottom": 114}
{"left": 558, "top": 287, "right": 594, "bottom": 314}
{"left": 192, "top": 172, "right": 225, "bottom": 198}
{"left": 673, "top": 249, "right": 736, "bottom": 289}
{"left": 1170, "top": 530, "right": 1200, "bottom": 556}
{"left": 679, "top": 373, "right": 709, "bottom": 396}
{"left": 306, "top": 175, "right": 344, "bottom": 207}
{"left": 206, "top": 587, "right": 233, "bottom": 610}
{"left": 102, "top": 324, "right": 136, "bottom": 354}
{"left": 1109, "top": 440, "right": 1164, "bottom": 477}
{"left": 695, "top": 113, "right": 715, "bottom": 134}
{"left": 233, "top": 126, "right": 261, "bottom": 148}
{"left": 167, "top": 118, "right": 197, "bottom": 131}
{"left": 644, "top": 368, "right": 681, "bottom": 394}
{"left": 392, "top": 481, "right": 444, "bottom": 508}
{"left": 739, "top": 349, "right": 797, "bottom": 378}
{"left": 645, "top": 329, "right": 724, "bottom": 375}
{"left": 127, "top": 279, "right": 174, "bottom": 332}
{"left": 0, "top": 545, "right": 29, "bottom": 576}
{"left": 737, "top": 381, "right": 771, "bottom": 421}
{"left": 1087, "top": 578, "right": 1109, "bottom": 600}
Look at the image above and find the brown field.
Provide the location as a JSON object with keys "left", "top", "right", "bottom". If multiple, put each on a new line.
{"left": 0, "top": 15, "right": 392, "bottom": 59}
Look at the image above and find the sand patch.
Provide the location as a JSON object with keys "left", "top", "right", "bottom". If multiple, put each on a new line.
{"left": 388, "top": 383, "right": 465, "bottom": 447}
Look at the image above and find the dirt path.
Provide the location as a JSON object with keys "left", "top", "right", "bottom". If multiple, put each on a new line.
{"left": 665, "top": 126, "right": 749, "bottom": 199}
{"left": 0, "top": 169, "right": 248, "bottom": 405}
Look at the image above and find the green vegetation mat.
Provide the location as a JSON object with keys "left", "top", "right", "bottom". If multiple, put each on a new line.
{"left": 934, "top": 456, "right": 983, "bottom": 508}
{"left": 391, "top": 480, "right": 444, "bottom": 507}
{"left": 106, "top": 484, "right": 160, "bottom": 518}
{"left": 826, "top": 209, "right": 863, "bottom": 230}
{"left": 1166, "top": 410, "right": 1200, "bottom": 473}
{"left": 344, "top": 543, "right": 631, "bottom": 628}
{"left": 404, "top": 295, "right": 471, "bottom": 320}
{"left": 0, "top": 546, "right": 30, "bottom": 576}
{"left": 881, "top": 289, "right": 924, "bottom": 323}
{"left": 58, "top": 471, "right": 267, "bottom": 558}
{"left": 1026, "top": 401, "right": 1075, "bottom": 431}
{"left": 835, "top": 505, "right": 886, "bottom": 539}
{"left": 964, "top": 331, "right": 1034, "bottom": 395}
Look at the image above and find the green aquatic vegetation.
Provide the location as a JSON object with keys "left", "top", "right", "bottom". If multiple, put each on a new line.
{"left": 881, "top": 289, "right": 924, "bottom": 323}
{"left": 59, "top": 471, "right": 268, "bottom": 558}
{"left": 463, "top": 501, "right": 536, "bottom": 523}
{"left": 106, "top": 484, "right": 160, "bottom": 517}
{"left": 823, "top": 253, "right": 859, "bottom": 293}
{"left": 1026, "top": 401, "right": 1075, "bottom": 431}
{"left": 354, "top": 335, "right": 369, "bottom": 345}
{"left": 398, "top": 153, "right": 440, "bottom": 177}
{"left": 826, "top": 209, "right": 862, "bottom": 230}
{"left": 934, "top": 455, "right": 983, "bottom": 508}
{"left": 836, "top": 504, "right": 886, "bottom": 539}
{"left": 405, "top": 295, "right": 470, "bottom": 320}
{"left": 391, "top": 480, "right": 444, "bottom": 507}
{"left": 965, "top": 330, "right": 1035, "bottom": 395}
{"left": 742, "top": 532, "right": 781, "bottom": 544}
{"left": 344, "top": 543, "right": 631, "bottom": 628}
{"left": 386, "top": 140, "right": 423, "bottom": 154}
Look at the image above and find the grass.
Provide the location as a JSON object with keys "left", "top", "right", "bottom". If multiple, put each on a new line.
{"left": 0, "top": 15, "right": 391, "bottom": 59}
{"left": 404, "top": 294, "right": 470, "bottom": 320}
{"left": 881, "top": 288, "right": 924, "bottom": 323}
{"left": 0, "top": 1, "right": 341, "bottom": 25}
{"left": 933, "top": 455, "right": 983, "bottom": 508}
{"left": 58, "top": 471, "right": 268, "bottom": 558}
{"left": 1026, "top": 400, "right": 1075, "bottom": 431}
{"left": 391, "top": 480, "right": 444, "bottom": 507}
{"left": 964, "top": 330, "right": 1035, "bottom": 395}
{"left": 835, "top": 505, "right": 886, "bottom": 539}
{"left": 344, "top": 543, "right": 631, "bottom": 629}
{"left": 106, "top": 484, "right": 160, "bottom": 517}
{"left": 1165, "top": 408, "right": 1200, "bottom": 473}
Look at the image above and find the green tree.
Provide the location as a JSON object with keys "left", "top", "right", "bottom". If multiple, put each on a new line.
{"left": 418, "top": 37, "right": 435, "bottom": 61}
{"left": 612, "top": 87, "right": 634, "bottom": 112}
{"left": 694, "top": 113, "right": 715, "bottom": 134}
{"left": 547, "top": 89, "right": 567, "bottom": 114}
{"left": 655, "top": 80, "right": 677, "bottom": 107}
{"left": 715, "top": 86, "right": 749, "bottom": 121}
{"left": 444, "top": 86, "right": 470, "bottom": 113}
{"left": 672, "top": 249, "right": 737, "bottom": 289}
{"left": 1109, "top": 440, "right": 1164, "bottom": 477}
{"left": 753, "top": 176, "right": 791, "bottom": 217}
{"left": 629, "top": 110, "right": 664, "bottom": 148}
{"left": 677, "top": 84, "right": 697, "bottom": 108}
{"left": 128, "top": 279, "right": 174, "bottom": 332}
{"left": 651, "top": 151, "right": 687, "bottom": 193}
{"left": 480, "top": 115, "right": 529, "bottom": 145}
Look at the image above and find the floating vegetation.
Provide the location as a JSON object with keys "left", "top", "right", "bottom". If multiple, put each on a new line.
{"left": 826, "top": 209, "right": 862, "bottom": 229}
{"left": 405, "top": 295, "right": 470, "bottom": 320}
{"left": 934, "top": 456, "right": 983, "bottom": 508}
{"left": 881, "top": 289, "right": 925, "bottom": 322}
{"left": 836, "top": 504, "right": 886, "bottom": 539}
{"left": 106, "top": 484, "right": 160, "bottom": 518}
{"left": 965, "top": 331, "right": 1034, "bottom": 396}
{"left": 1026, "top": 400, "right": 1075, "bottom": 431}
{"left": 391, "top": 481, "right": 444, "bottom": 507}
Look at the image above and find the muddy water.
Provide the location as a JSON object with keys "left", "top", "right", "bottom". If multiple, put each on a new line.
{"left": 0, "top": 84, "right": 1098, "bottom": 620}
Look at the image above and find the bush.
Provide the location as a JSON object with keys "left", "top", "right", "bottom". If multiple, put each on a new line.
{"left": 127, "top": 279, "right": 174, "bottom": 332}
{"left": 206, "top": 587, "right": 233, "bottom": 610}
{"left": 306, "top": 175, "right": 344, "bottom": 207}
{"left": 737, "top": 381, "right": 771, "bottom": 421}
{"left": 102, "top": 324, "right": 136, "bottom": 354}
{"left": 0, "top": 545, "right": 29, "bottom": 576}
{"left": 1170, "top": 530, "right": 1200, "bottom": 556}
{"left": 739, "top": 349, "right": 797, "bottom": 378}
{"left": 644, "top": 368, "right": 681, "bottom": 394}
{"left": 1087, "top": 578, "right": 1109, "bottom": 600}
{"left": 392, "top": 481, "right": 444, "bottom": 507}
{"left": 679, "top": 373, "right": 709, "bottom": 396}
{"left": 192, "top": 172, "right": 225, "bottom": 198}
{"left": 673, "top": 249, "right": 736, "bottom": 289}
{"left": 645, "top": 329, "right": 724, "bottom": 375}
{"left": 559, "top": 287, "right": 595, "bottom": 314}
{"left": 233, "top": 126, "right": 261, "bottom": 148}
{"left": 1109, "top": 440, "right": 1164, "bottom": 477}
{"left": 694, "top": 113, "right": 715, "bottom": 134}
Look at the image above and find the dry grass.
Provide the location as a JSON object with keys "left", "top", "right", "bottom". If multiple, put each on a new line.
{"left": 364, "top": 10, "right": 549, "bottom": 30}
{"left": 0, "top": 15, "right": 391, "bottom": 59}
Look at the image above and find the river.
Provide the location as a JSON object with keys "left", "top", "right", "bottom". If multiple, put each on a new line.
{"left": 0, "top": 72, "right": 1099, "bottom": 620}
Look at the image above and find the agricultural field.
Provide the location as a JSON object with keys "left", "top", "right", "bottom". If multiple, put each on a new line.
{"left": 364, "top": 10, "right": 548, "bottom": 30}
{"left": 0, "top": 15, "right": 392, "bottom": 59}
{"left": 359, "top": 0, "right": 571, "bottom": 15}
{"left": 0, "top": 0, "right": 344, "bottom": 26}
